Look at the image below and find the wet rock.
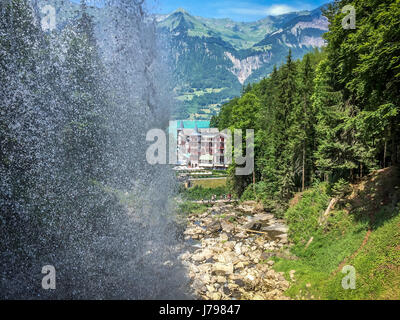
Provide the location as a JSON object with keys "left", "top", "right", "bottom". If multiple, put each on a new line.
{"left": 223, "top": 285, "right": 232, "bottom": 295}
{"left": 234, "top": 279, "right": 245, "bottom": 287}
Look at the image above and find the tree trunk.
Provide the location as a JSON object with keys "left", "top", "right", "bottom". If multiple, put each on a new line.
{"left": 302, "top": 141, "right": 306, "bottom": 191}
{"left": 253, "top": 170, "right": 256, "bottom": 198}
{"left": 391, "top": 125, "right": 397, "bottom": 165}
{"left": 384, "top": 139, "right": 387, "bottom": 168}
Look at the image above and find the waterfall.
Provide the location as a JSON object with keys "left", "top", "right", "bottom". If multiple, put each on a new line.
{"left": 0, "top": 0, "right": 189, "bottom": 299}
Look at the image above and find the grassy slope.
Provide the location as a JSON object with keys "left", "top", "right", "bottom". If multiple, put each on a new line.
{"left": 272, "top": 167, "right": 400, "bottom": 300}
{"left": 191, "top": 178, "right": 227, "bottom": 189}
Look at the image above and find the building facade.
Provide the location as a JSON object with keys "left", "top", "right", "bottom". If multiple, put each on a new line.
{"left": 177, "top": 122, "right": 228, "bottom": 169}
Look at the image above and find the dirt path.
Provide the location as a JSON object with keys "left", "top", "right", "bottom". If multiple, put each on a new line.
{"left": 334, "top": 230, "right": 372, "bottom": 275}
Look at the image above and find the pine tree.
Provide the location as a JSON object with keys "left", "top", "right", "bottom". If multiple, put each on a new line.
{"left": 276, "top": 50, "right": 298, "bottom": 199}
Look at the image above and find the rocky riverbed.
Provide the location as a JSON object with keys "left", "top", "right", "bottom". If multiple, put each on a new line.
{"left": 179, "top": 201, "right": 294, "bottom": 300}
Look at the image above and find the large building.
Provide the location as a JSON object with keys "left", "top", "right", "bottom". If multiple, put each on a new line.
{"left": 177, "top": 122, "right": 228, "bottom": 169}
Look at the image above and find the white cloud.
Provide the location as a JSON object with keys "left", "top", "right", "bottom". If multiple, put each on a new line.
{"left": 217, "top": 2, "right": 312, "bottom": 18}
{"left": 265, "top": 4, "right": 296, "bottom": 15}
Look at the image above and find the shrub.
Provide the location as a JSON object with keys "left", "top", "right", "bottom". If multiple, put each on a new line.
{"left": 181, "top": 185, "right": 228, "bottom": 201}
{"left": 328, "top": 178, "right": 352, "bottom": 199}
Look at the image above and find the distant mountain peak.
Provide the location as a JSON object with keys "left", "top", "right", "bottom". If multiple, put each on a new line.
{"left": 174, "top": 8, "right": 190, "bottom": 15}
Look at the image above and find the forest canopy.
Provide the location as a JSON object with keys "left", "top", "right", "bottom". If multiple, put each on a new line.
{"left": 211, "top": 0, "right": 400, "bottom": 216}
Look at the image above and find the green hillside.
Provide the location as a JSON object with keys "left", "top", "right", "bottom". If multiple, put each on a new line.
{"left": 273, "top": 167, "right": 400, "bottom": 300}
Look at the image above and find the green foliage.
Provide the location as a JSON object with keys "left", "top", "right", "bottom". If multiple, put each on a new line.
{"left": 211, "top": 0, "right": 400, "bottom": 214}
{"left": 328, "top": 178, "right": 352, "bottom": 199}
{"left": 273, "top": 183, "right": 372, "bottom": 299}
{"left": 177, "top": 201, "right": 211, "bottom": 216}
{"left": 181, "top": 185, "right": 228, "bottom": 201}
{"left": 285, "top": 183, "right": 331, "bottom": 245}
{"left": 213, "top": 49, "right": 325, "bottom": 214}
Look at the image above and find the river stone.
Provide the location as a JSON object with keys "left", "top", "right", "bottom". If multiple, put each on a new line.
{"left": 212, "top": 263, "right": 234, "bottom": 276}
{"left": 220, "top": 220, "right": 235, "bottom": 233}
{"left": 253, "top": 213, "right": 274, "bottom": 221}
{"left": 180, "top": 251, "right": 191, "bottom": 260}
{"left": 197, "top": 263, "right": 212, "bottom": 273}
{"left": 207, "top": 221, "right": 222, "bottom": 234}
{"left": 209, "top": 292, "right": 222, "bottom": 300}
{"left": 263, "top": 223, "right": 288, "bottom": 233}
{"left": 222, "top": 241, "right": 235, "bottom": 251}
{"left": 252, "top": 293, "right": 265, "bottom": 300}
{"left": 192, "top": 248, "right": 213, "bottom": 262}
{"left": 235, "top": 231, "right": 247, "bottom": 239}
{"left": 206, "top": 285, "right": 215, "bottom": 293}
{"left": 217, "top": 251, "right": 236, "bottom": 264}
{"left": 243, "top": 221, "right": 262, "bottom": 231}
{"left": 277, "top": 234, "right": 288, "bottom": 244}
{"left": 219, "top": 233, "right": 229, "bottom": 242}
{"left": 235, "top": 262, "right": 245, "bottom": 270}
{"left": 246, "top": 274, "right": 255, "bottom": 281}
{"left": 234, "top": 243, "right": 242, "bottom": 255}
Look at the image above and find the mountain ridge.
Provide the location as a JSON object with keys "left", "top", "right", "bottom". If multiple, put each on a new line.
{"left": 158, "top": 5, "right": 329, "bottom": 119}
{"left": 37, "top": 1, "right": 330, "bottom": 120}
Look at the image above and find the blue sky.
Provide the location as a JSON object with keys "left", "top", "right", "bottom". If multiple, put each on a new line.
{"left": 70, "top": 1, "right": 328, "bottom": 22}
{"left": 151, "top": 0, "right": 328, "bottom": 22}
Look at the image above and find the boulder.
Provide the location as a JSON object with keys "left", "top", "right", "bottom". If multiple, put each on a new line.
{"left": 221, "top": 220, "right": 235, "bottom": 233}
{"left": 207, "top": 221, "right": 222, "bottom": 234}
{"left": 243, "top": 221, "right": 262, "bottom": 231}
{"left": 209, "top": 292, "right": 222, "bottom": 300}
{"left": 253, "top": 213, "right": 274, "bottom": 221}
{"left": 212, "top": 263, "right": 234, "bottom": 276}
{"left": 263, "top": 223, "right": 288, "bottom": 233}
{"left": 192, "top": 248, "right": 213, "bottom": 262}
{"left": 217, "top": 251, "right": 237, "bottom": 264}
